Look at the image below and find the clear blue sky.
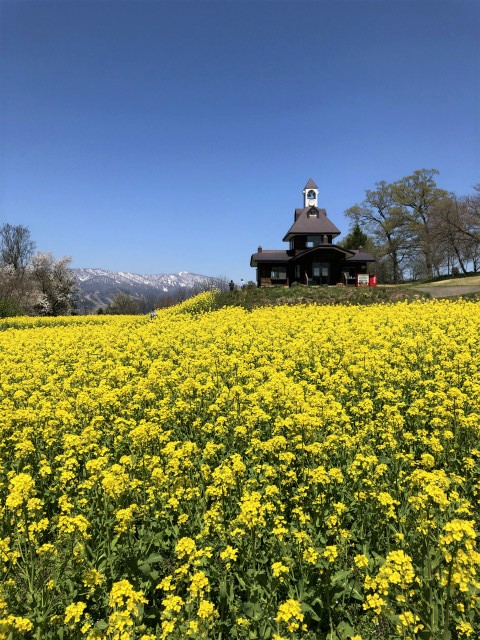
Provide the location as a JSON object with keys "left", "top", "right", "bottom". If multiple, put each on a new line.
{"left": 1, "top": 0, "right": 479, "bottom": 283}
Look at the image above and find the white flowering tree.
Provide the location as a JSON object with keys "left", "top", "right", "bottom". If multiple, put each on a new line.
{"left": 29, "top": 252, "right": 78, "bottom": 316}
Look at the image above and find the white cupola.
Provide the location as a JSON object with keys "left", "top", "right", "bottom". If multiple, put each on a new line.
{"left": 303, "top": 178, "right": 319, "bottom": 207}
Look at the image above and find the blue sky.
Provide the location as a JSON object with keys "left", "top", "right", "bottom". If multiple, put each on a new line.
{"left": 1, "top": 0, "right": 479, "bottom": 283}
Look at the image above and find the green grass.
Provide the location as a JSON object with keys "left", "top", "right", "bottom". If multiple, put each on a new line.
{"left": 214, "top": 284, "right": 430, "bottom": 311}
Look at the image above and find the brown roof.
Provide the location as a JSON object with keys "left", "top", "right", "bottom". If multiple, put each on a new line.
{"left": 283, "top": 206, "right": 341, "bottom": 241}
{"left": 345, "top": 249, "right": 376, "bottom": 262}
{"left": 304, "top": 178, "right": 318, "bottom": 190}
{"left": 251, "top": 244, "right": 356, "bottom": 267}
{"left": 250, "top": 250, "right": 291, "bottom": 267}
{"left": 294, "top": 207, "right": 327, "bottom": 220}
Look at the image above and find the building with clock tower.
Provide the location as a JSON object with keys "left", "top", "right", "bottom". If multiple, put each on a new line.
{"left": 250, "top": 179, "right": 375, "bottom": 287}
{"left": 303, "top": 178, "right": 318, "bottom": 207}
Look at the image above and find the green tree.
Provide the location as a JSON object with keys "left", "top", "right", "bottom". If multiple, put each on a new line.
{"left": 0, "top": 296, "right": 24, "bottom": 318}
{"left": 340, "top": 222, "right": 369, "bottom": 251}
{"left": 106, "top": 293, "right": 141, "bottom": 315}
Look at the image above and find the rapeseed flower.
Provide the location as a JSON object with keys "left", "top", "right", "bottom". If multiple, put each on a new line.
{"left": 1, "top": 300, "right": 479, "bottom": 638}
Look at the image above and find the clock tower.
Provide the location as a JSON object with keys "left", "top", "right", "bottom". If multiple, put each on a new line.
{"left": 303, "top": 178, "right": 319, "bottom": 207}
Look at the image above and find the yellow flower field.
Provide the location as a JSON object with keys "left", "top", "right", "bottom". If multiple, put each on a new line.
{"left": 0, "top": 298, "right": 479, "bottom": 639}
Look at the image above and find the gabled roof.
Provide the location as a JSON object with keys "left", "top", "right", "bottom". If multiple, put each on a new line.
{"left": 250, "top": 250, "right": 291, "bottom": 267}
{"left": 283, "top": 206, "right": 341, "bottom": 241}
{"left": 290, "top": 244, "right": 354, "bottom": 262}
{"left": 304, "top": 178, "right": 318, "bottom": 190}
{"left": 251, "top": 244, "right": 357, "bottom": 267}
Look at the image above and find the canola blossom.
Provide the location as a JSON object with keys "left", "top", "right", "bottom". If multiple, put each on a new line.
{"left": 0, "top": 298, "right": 479, "bottom": 639}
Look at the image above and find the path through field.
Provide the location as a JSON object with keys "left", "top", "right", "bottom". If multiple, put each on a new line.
{"left": 411, "top": 275, "right": 480, "bottom": 298}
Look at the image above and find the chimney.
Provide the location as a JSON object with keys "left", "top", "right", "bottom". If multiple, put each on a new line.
{"left": 257, "top": 245, "right": 263, "bottom": 253}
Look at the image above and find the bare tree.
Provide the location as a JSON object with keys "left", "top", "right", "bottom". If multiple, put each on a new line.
{"left": 430, "top": 196, "right": 478, "bottom": 274}
{"left": 345, "top": 182, "right": 411, "bottom": 283}
{"left": 391, "top": 169, "right": 449, "bottom": 279}
{"left": 346, "top": 173, "right": 480, "bottom": 281}
{"left": 0, "top": 223, "right": 35, "bottom": 273}
{"left": 0, "top": 224, "right": 37, "bottom": 315}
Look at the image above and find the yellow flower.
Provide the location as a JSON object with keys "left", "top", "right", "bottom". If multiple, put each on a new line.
{"left": 236, "top": 617, "right": 250, "bottom": 626}
{"left": 64, "top": 601, "right": 87, "bottom": 626}
{"left": 5, "top": 473, "right": 35, "bottom": 510}
{"left": 220, "top": 545, "right": 238, "bottom": 563}
{"left": 354, "top": 554, "right": 369, "bottom": 569}
{"left": 162, "top": 595, "right": 184, "bottom": 613}
{"left": 272, "top": 562, "right": 289, "bottom": 581}
{"left": 323, "top": 545, "right": 338, "bottom": 563}
{"left": 456, "top": 621, "right": 474, "bottom": 637}
{"left": 189, "top": 571, "right": 209, "bottom": 597}
{"left": 0, "top": 615, "right": 34, "bottom": 634}
{"left": 275, "top": 599, "right": 304, "bottom": 632}
{"left": 176, "top": 537, "right": 197, "bottom": 559}
{"left": 108, "top": 579, "right": 147, "bottom": 615}
{"left": 197, "top": 599, "right": 217, "bottom": 620}
{"left": 82, "top": 568, "right": 104, "bottom": 590}
{"left": 303, "top": 546, "right": 319, "bottom": 564}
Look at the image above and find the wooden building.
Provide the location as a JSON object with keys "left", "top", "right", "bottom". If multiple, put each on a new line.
{"left": 250, "top": 179, "right": 375, "bottom": 287}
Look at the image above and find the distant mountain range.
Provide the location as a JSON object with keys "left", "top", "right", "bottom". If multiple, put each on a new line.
{"left": 72, "top": 268, "right": 222, "bottom": 312}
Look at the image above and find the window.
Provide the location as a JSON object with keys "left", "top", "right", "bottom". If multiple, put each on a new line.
{"left": 306, "top": 236, "right": 321, "bottom": 248}
{"left": 271, "top": 267, "right": 287, "bottom": 280}
{"left": 312, "top": 263, "right": 329, "bottom": 283}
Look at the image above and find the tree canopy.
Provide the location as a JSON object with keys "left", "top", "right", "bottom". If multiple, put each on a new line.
{"left": 0, "top": 223, "right": 35, "bottom": 272}
{"left": 0, "top": 224, "right": 77, "bottom": 316}
{"left": 345, "top": 170, "right": 480, "bottom": 282}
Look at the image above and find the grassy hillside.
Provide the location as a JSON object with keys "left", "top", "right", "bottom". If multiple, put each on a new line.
{"left": 213, "top": 284, "right": 419, "bottom": 311}
{"left": 213, "top": 277, "right": 480, "bottom": 311}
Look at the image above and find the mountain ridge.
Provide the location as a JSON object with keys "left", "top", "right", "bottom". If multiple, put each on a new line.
{"left": 72, "top": 268, "right": 223, "bottom": 311}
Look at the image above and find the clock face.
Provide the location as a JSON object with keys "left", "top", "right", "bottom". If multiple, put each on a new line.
{"left": 308, "top": 199, "right": 315, "bottom": 206}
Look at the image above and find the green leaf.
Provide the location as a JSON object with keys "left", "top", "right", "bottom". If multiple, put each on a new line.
{"left": 144, "top": 552, "right": 164, "bottom": 564}
{"left": 331, "top": 570, "right": 351, "bottom": 585}
{"left": 349, "top": 588, "right": 364, "bottom": 601}
{"left": 242, "top": 601, "right": 263, "bottom": 620}
{"left": 234, "top": 572, "right": 246, "bottom": 589}
{"left": 336, "top": 621, "right": 355, "bottom": 639}
{"left": 300, "top": 602, "right": 321, "bottom": 622}
{"left": 95, "top": 620, "right": 108, "bottom": 630}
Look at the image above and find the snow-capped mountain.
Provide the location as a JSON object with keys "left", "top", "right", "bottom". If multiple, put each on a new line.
{"left": 72, "top": 268, "right": 223, "bottom": 311}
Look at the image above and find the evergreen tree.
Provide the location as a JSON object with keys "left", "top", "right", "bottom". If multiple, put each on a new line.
{"left": 340, "top": 222, "right": 369, "bottom": 250}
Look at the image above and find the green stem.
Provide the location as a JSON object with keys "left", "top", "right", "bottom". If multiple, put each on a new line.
{"left": 443, "top": 554, "right": 455, "bottom": 637}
